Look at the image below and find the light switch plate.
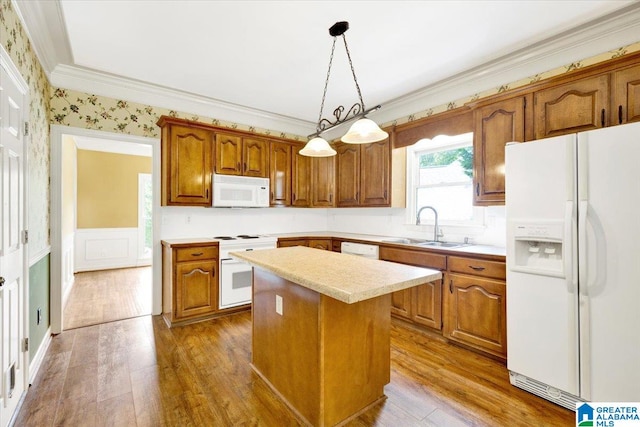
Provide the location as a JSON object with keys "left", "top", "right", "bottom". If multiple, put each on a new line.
{"left": 275, "top": 294, "right": 283, "bottom": 315}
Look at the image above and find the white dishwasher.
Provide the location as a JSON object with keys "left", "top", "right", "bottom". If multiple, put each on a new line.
{"left": 341, "top": 242, "right": 379, "bottom": 259}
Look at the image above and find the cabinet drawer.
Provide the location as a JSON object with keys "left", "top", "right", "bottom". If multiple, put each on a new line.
{"left": 176, "top": 246, "right": 218, "bottom": 262}
{"left": 380, "top": 247, "right": 446, "bottom": 270}
{"left": 448, "top": 256, "right": 505, "bottom": 280}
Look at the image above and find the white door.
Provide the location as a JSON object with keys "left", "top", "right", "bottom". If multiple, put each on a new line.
{"left": 505, "top": 135, "right": 580, "bottom": 396}
{"left": 0, "top": 58, "right": 26, "bottom": 426}
{"left": 577, "top": 122, "right": 640, "bottom": 401}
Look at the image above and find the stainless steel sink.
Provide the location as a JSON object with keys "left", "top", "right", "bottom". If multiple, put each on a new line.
{"left": 381, "top": 237, "right": 425, "bottom": 244}
{"left": 414, "top": 241, "right": 465, "bottom": 248}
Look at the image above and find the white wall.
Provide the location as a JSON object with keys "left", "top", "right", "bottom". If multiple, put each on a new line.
{"left": 160, "top": 207, "right": 330, "bottom": 239}
{"left": 160, "top": 205, "right": 507, "bottom": 247}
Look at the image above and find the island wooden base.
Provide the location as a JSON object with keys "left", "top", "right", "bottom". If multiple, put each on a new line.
{"left": 251, "top": 268, "right": 391, "bottom": 427}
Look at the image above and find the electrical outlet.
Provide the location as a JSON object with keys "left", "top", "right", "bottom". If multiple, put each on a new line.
{"left": 275, "top": 295, "right": 283, "bottom": 316}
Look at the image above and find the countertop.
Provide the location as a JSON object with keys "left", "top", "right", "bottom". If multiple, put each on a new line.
{"left": 276, "top": 231, "right": 507, "bottom": 257}
{"left": 161, "top": 232, "right": 506, "bottom": 258}
{"left": 230, "top": 246, "right": 442, "bottom": 304}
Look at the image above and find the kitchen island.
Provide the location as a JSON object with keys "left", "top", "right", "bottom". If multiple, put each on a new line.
{"left": 231, "top": 246, "right": 441, "bottom": 427}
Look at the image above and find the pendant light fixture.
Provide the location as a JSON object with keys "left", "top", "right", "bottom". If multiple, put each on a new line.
{"left": 300, "top": 21, "right": 388, "bottom": 157}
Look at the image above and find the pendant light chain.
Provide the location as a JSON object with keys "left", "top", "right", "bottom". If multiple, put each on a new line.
{"left": 316, "top": 37, "right": 337, "bottom": 133}
{"left": 341, "top": 34, "right": 365, "bottom": 109}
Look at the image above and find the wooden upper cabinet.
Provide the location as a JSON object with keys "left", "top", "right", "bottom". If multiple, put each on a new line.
{"left": 360, "top": 140, "right": 390, "bottom": 206}
{"left": 533, "top": 74, "right": 610, "bottom": 139}
{"left": 335, "top": 139, "right": 391, "bottom": 207}
{"left": 269, "top": 141, "right": 292, "bottom": 206}
{"left": 612, "top": 63, "right": 640, "bottom": 125}
{"left": 311, "top": 155, "right": 335, "bottom": 207}
{"left": 215, "top": 133, "right": 243, "bottom": 175}
{"left": 214, "top": 133, "right": 268, "bottom": 177}
{"left": 243, "top": 138, "right": 269, "bottom": 177}
{"left": 159, "top": 118, "right": 214, "bottom": 206}
{"left": 292, "top": 145, "right": 312, "bottom": 207}
{"left": 336, "top": 143, "right": 360, "bottom": 206}
{"left": 474, "top": 95, "right": 529, "bottom": 205}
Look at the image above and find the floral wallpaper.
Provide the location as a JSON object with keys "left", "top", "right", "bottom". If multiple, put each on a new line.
{"left": 382, "top": 41, "right": 640, "bottom": 128}
{"left": 0, "top": 0, "right": 51, "bottom": 260}
{"left": 50, "top": 88, "right": 306, "bottom": 141}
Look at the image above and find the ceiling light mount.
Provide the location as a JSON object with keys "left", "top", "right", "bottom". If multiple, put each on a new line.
{"left": 301, "top": 21, "right": 388, "bottom": 157}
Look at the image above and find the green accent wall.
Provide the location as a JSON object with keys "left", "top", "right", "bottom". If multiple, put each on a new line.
{"left": 29, "top": 255, "right": 50, "bottom": 363}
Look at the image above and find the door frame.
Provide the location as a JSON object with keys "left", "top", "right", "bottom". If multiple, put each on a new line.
{"left": 50, "top": 126, "right": 161, "bottom": 334}
{"left": 0, "top": 44, "right": 30, "bottom": 420}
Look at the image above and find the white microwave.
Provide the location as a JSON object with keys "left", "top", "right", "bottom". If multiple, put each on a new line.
{"left": 212, "top": 174, "right": 270, "bottom": 208}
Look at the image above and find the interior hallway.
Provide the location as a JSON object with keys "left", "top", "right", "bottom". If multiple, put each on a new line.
{"left": 63, "top": 267, "right": 152, "bottom": 330}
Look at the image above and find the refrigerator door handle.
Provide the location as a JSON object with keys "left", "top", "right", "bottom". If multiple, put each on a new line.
{"left": 564, "top": 201, "right": 577, "bottom": 293}
{"left": 578, "top": 200, "right": 591, "bottom": 400}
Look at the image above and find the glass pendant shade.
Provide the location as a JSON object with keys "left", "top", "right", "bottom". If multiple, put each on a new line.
{"left": 299, "top": 137, "right": 337, "bottom": 157}
{"left": 340, "top": 118, "right": 389, "bottom": 144}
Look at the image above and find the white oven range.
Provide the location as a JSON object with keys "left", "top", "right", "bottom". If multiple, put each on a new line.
{"left": 216, "top": 235, "right": 277, "bottom": 309}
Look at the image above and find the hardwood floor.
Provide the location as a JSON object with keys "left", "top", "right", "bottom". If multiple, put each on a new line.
{"left": 16, "top": 312, "right": 574, "bottom": 426}
{"left": 63, "top": 267, "right": 152, "bottom": 330}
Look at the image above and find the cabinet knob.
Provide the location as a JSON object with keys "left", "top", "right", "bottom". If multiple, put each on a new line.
{"left": 468, "top": 265, "right": 486, "bottom": 271}
{"left": 191, "top": 252, "right": 204, "bottom": 257}
{"left": 601, "top": 108, "right": 605, "bottom": 127}
{"left": 449, "top": 279, "right": 453, "bottom": 294}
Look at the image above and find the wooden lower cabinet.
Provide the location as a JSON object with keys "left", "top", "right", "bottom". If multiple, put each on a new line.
{"left": 383, "top": 245, "right": 506, "bottom": 359}
{"left": 278, "top": 237, "right": 331, "bottom": 251}
{"left": 162, "top": 241, "right": 235, "bottom": 326}
{"left": 443, "top": 256, "right": 507, "bottom": 359}
{"left": 174, "top": 259, "right": 218, "bottom": 319}
{"left": 381, "top": 246, "right": 446, "bottom": 331}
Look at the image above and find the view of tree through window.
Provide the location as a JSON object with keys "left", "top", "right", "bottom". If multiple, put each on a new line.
{"left": 419, "top": 147, "right": 473, "bottom": 178}
{"left": 413, "top": 138, "right": 476, "bottom": 223}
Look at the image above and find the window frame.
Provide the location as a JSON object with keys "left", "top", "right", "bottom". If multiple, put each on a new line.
{"left": 405, "top": 132, "right": 485, "bottom": 227}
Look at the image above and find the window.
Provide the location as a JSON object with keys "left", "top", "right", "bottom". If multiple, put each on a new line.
{"left": 406, "top": 132, "right": 483, "bottom": 226}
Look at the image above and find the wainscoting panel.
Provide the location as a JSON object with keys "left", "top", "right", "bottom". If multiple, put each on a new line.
{"left": 75, "top": 228, "right": 150, "bottom": 272}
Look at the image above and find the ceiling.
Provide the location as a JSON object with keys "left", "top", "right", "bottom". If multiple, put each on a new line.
{"left": 15, "top": 1, "right": 640, "bottom": 136}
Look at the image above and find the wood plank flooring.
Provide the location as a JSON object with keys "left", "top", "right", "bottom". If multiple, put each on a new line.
{"left": 16, "top": 312, "right": 574, "bottom": 426}
{"left": 63, "top": 267, "right": 152, "bottom": 330}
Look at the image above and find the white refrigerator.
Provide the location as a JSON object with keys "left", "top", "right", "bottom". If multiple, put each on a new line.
{"left": 505, "top": 121, "right": 640, "bottom": 409}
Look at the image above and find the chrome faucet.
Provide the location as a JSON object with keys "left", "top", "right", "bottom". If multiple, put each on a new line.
{"left": 416, "top": 205, "right": 442, "bottom": 242}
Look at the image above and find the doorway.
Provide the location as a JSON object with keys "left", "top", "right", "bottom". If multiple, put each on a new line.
{"left": 50, "top": 126, "right": 161, "bottom": 334}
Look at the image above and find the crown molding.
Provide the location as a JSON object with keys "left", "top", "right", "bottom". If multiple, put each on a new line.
{"left": 14, "top": 0, "right": 640, "bottom": 135}
{"left": 373, "top": 2, "right": 640, "bottom": 125}
{"left": 50, "top": 64, "right": 315, "bottom": 136}
{"left": 11, "top": 0, "right": 72, "bottom": 75}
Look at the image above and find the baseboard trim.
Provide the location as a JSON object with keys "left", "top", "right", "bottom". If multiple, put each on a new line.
{"left": 29, "top": 328, "right": 52, "bottom": 384}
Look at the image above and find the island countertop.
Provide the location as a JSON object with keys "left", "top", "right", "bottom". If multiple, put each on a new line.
{"left": 231, "top": 246, "right": 442, "bottom": 304}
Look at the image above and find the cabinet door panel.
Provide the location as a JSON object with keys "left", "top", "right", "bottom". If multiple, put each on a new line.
{"left": 412, "top": 280, "right": 442, "bottom": 330}
{"left": 270, "top": 142, "right": 292, "bottom": 206}
{"left": 215, "top": 133, "right": 243, "bottom": 175}
{"left": 444, "top": 273, "right": 506, "bottom": 358}
{"left": 612, "top": 64, "right": 640, "bottom": 125}
{"left": 336, "top": 143, "right": 360, "bottom": 206}
{"left": 311, "top": 156, "right": 335, "bottom": 207}
{"left": 308, "top": 239, "right": 331, "bottom": 251}
{"left": 534, "top": 74, "right": 609, "bottom": 139}
{"left": 175, "top": 260, "right": 217, "bottom": 319}
{"left": 391, "top": 289, "right": 411, "bottom": 319}
{"left": 244, "top": 138, "right": 269, "bottom": 177}
{"left": 168, "top": 125, "right": 213, "bottom": 205}
{"left": 292, "top": 146, "right": 311, "bottom": 207}
{"left": 360, "top": 140, "right": 390, "bottom": 206}
{"left": 474, "top": 96, "right": 526, "bottom": 205}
